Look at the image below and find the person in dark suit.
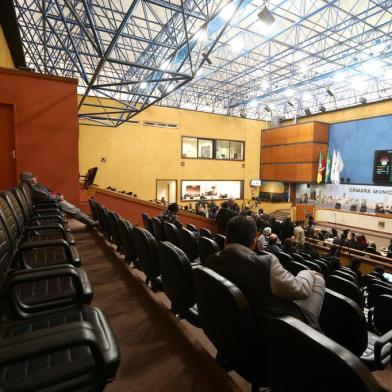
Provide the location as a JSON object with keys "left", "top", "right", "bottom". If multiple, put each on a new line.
{"left": 270, "top": 216, "right": 281, "bottom": 239}
{"left": 215, "top": 201, "right": 237, "bottom": 234}
{"left": 280, "top": 217, "right": 294, "bottom": 242}
{"left": 266, "top": 234, "right": 282, "bottom": 255}
{"left": 206, "top": 216, "right": 325, "bottom": 334}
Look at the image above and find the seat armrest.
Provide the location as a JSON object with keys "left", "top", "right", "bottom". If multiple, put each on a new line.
{"left": 19, "top": 240, "right": 75, "bottom": 265}
{"left": 0, "top": 321, "right": 106, "bottom": 381}
{"left": 34, "top": 207, "right": 61, "bottom": 214}
{"left": 30, "top": 215, "right": 65, "bottom": 225}
{"left": 374, "top": 329, "right": 392, "bottom": 367}
{"left": 26, "top": 223, "right": 66, "bottom": 235}
{"left": 8, "top": 264, "right": 76, "bottom": 277}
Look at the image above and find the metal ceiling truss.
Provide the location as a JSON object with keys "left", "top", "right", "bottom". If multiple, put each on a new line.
{"left": 13, "top": 0, "right": 392, "bottom": 125}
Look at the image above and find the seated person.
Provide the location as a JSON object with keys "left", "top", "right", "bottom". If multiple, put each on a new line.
{"left": 303, "top": 242, "right": 320, "bottom": 260}
{"left": 356, "top": 234, "right": 368, "bottom": 251}
{"left": 282, "top": 237, "right": 296, "bottom": 255}
{"left": 349, "top": 259, "right": 363, "bottom": 284}
{"left": 293, "top": 220, "right": 305, "bottom": 247}
{"left": 158, "top": 203, "right": 182, "bottom": 228}
{"left": 387, "top": 239, "right": 392, "bottom": 254}
{"left": 364, "top": 242, "right": 381, "bottom": 256}
{"left": 266, "top": 234, "right": 282, "bottom": 255}
{"left": 256, "top": 227, "right": 272, "bottom": 252}
{"left": 20, "top": 172, "right": 95, "bottom": 226}
{"left": 323, "top": 245, "right": 341, "bottom": 270}
{"left": 195, "top": 202, "right": 208, "bottom": 218}
{"left": 206, "top": 216, "right": 325, "bottom": 333}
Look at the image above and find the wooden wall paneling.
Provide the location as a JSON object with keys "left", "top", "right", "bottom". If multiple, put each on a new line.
{"left": 260, "top": 163, "right": 319, "bottom": 182}
{"left": 261, "top": 143, "right": 328, "bottom": 163}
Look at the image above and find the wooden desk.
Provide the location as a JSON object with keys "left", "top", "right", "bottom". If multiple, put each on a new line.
{"left": 315, "top": 208, "right": 392, "bottom": 236}
{"left": 89, "top": 186, "right": 217, "bottom": 231}
{"left": 306, "top": 237, "right": 392, "bottom": 274}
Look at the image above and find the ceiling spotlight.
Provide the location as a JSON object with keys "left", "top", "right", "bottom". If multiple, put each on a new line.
{"left": 287, "top": 101, "right": 294, "bottom": 107}
{"left": 359, "top": 97, "right": 367, "bottom": 104}
{"left": 158, "top": 85, "right": 166, "bottom": 95}
{"left": 264, "top": 105, "right": 271, "bottom": 112}
{"left": 202, "top": 52, "right": 212, "bottom": 65}
{"left": 240, "top": 110, "right": 247, "bottom": 118}
{"left": 319, "top": 105, "right": 326, "bottom": 112}
{"left": 326, "top": 88, "right": 334, "bottom": 97}
{"left": 304, "top": 108, "right": 312, "bottom": 115}
{"left": 257, "top": 5, "right": 275, "bottom": 25}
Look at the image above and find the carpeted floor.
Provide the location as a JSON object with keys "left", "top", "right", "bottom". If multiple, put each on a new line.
{"left": 71, "top": 221, "right": 241, "bottom": 392}
{"left": 71, "top": 220, "right": 392, "bottom": 392}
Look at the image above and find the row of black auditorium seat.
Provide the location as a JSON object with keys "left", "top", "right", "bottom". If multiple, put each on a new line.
{"left": 90, "top": 201, "right": 390, "bottom": 391}
{"left": 0, "top": 183, "right": 120, "bottom": 391}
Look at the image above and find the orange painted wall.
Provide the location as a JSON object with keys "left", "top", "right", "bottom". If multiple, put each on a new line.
{"left": 0, "top": 68, "right": 80, "bottom": 205}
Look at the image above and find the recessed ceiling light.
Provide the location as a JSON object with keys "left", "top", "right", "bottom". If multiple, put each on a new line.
{"left": 220, "top": 3, "right": 236, "bottom": 21}
{"left": 230, "top": 35, "right": 244, "bottom": 52}
{"left": 285, "top": 88, "right": 294, "bottom": 98}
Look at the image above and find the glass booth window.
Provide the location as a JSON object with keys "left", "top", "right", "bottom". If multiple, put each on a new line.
{"left": 198, "top": 139, "right": 213, "bottom": 159}
{"left": 182, "top": 137, "right": 197, "bottom": 158}
{"left": 216, "top": 140, "right": 231, "bottom": 160}
{"left": 230, "top": 141, "right": 244, "bottom": 160}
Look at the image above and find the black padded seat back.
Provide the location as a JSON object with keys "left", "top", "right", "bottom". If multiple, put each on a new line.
{"left": 0, "top": 218, "right": 13, "bottom": 275}
{"left": 21, "top": 183, "right": 33, "bottom": 207}
{"left": 199, "top": 228, "right": 213, "bottom": 239}
{"left": 339, "top": 267, "right": 359, "bottom": 280}
{"left": 95, "top": 202, "right": 106, "bottom": 232}
{"left": 214, "top": 234, "right": 226, "bottom": 250}
{"left": 268, "top": 316, "right": 386, "bottom": 392}
{"left": 320, "top": 289, "right": 368, "bottom": 357}
{"left": 1, "top": 192, "right": 24, "bottom": 234}
{"left": 299, "top": 259, "right": 322, "bottom": 273}
{"left": 367, "top": 284, "right": 392, "bottom": 308}
{"left": 292, "top": 252, "right": 305, "bottom": 263}
{"left": 151, "top": 217, "right": 164, "bottom": 241}
{"left": 193, "top": 266, "right": 262, "bottom": 370}
{"left": 284, "top": 260, "right": 309, "bottom": 276}
{"left": 0, "top": 198, "right": 19, "bottom": 246}
{"left": 100, "top": 207, "right": 112, "bottom": 240}
{"left": 107, "top": 211, "right": 121, "bottom": 246}
{"left": 275, "top": 252, "right": 293, "bottom": 270}
{"left": 141, "top": 212, "right": 153, "bottom": 233}
{"left": 326, "top": 275, "right": 364, "bottom": 308}
{"left": 198, "top": 237, "right": 220, "bottom": 265}
{"left": 132, "top": 227, "right": 160, "bottom": 279}
{"left": 374, "top": 295, "right": 392, "bottom": 335}
{"left": 186, "top": 223, "right": 197, "bottom": 232}
{"left": 300, "top": 252, "right": 312, "bottom": 260}
{"left": 313, "top": 259, "right": 329, "bottom": 274}
{"left": 332, "top": 269, "right": 358, "bottom": 284}
{"left": 11, "top": 187, "right": 31, "bottom": 220}
{"left": 88, "top": 199, "right": 98, "bottom": 221}
{"left": 117, "top": 219, "right": 137, "bottom": 263}
{"left": 162, "top": 221, "right": 180, "bottom": 246}
{"left": 157, "top": 242, "right": 196, "bottom": 312}
{"left": 178, "top": 227, "right": 199, "bottom": 262}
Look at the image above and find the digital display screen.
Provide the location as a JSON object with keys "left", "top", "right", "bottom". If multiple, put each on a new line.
{"left": 373, "top": 150, "right": 392, "bottom": 183}
{"left": 250, "top": 179, "right": 262, "bottom": 186}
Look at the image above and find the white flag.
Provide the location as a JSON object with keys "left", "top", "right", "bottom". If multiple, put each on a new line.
{"left": 331, "top": 149, "right": 339, "bottom": 184}
{"left": 336, "top": 150, "right": 344, "bottom": 175}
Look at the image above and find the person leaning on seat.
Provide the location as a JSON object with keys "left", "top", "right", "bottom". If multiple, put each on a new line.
{"left": 158, "top": 202, "right": 183, "bottom": 228}
{"left": 19, "top": 172, "right": 96, "bottom": 227}
{"left": 206, "top": 216, "right": 325, "bottom": 333}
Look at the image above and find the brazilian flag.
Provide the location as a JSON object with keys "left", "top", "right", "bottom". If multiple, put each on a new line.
{"left": 325, "top": 150, "right": 331, "bottom": 183}
{"left": 317, "top": 151, "right": 325, "bottom": 184}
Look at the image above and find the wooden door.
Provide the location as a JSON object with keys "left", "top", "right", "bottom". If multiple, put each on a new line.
{"left": 0, "top": 104, "right": 16, "bottom": 189}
